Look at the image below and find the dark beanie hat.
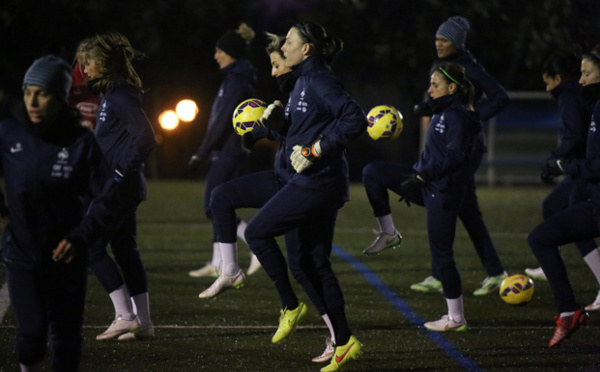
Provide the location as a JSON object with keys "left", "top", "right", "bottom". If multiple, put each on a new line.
{"left": 216, "top": 29, "right": 247, "bottom": 60}
{"left": 22, "top": 55, "right": 72, "bottom": 102}
{"left": 436, "top": 16, "right": 470, "bottom": 49}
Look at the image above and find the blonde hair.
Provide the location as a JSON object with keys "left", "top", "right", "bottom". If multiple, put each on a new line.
{"left": 78, "top": 32, "right": 145, "bottom": 93}
{"left": 236, "top": 23, "right": 255, "bottom": 43}
{"left": 265, "top": 32, "right": 285, "bottom": 56}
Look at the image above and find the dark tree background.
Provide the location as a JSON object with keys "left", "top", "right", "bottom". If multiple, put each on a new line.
{"left": 1, "top": 0, "right": 599, "bottom": 179}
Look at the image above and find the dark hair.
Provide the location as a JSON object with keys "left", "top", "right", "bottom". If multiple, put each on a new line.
{"left": 78, "top": 32, "right": 145, "bottom": 93}
{"left": 294, "top": 22, "right": 343, "bottom": 65}
{"left": 582, "top": 43, "right": 600, "bottom": 70}
{"left": 542, "top": 50, "right": 581, "bottom": 81}
{"left": 433, "top": 62, "right": 475, "bottom": 107}
{"left": 265, "top": 32, "right": 285, "bottom": 57}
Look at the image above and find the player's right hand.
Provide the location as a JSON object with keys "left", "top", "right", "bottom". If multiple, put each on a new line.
{"left": 260, "top": 100, "right": 286, "bottom": 134}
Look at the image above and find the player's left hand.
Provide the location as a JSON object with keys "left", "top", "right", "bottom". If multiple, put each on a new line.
{"left": 400, "top": 173, "right": 426, "bottom": 193}
{"left": 544, "top": 158, "right": 568, "bottom": 177}
{"left": 53, "top": 239, "right": 75, "bottom": 263}
{"left": 290, "top": 140, "right": 322, "bottom": 173}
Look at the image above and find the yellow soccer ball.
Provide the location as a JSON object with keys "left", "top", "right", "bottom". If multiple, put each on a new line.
{"left": 499, "top": 274, "right": 535, "bottom": 305}
{"left": 366, "top": 105, "right": 403, "bottom": 141}
{"left": 232, "top": 98, "right": 268, "bottom": 136}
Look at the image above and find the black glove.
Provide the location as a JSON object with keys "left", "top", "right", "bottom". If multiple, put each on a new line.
{"left": 413, "top": 102, "right": 432, "bottom": 117}
{"left": 544, "top": 158, "right": 569, "bottom": 177}
{"left": 400, "top": 173, "right": 426, "bottom": 194}
{"left": 241, "top": 126, "right": 268, "bottom": 153}
{"left": 188, "top": 155, "right": 203, "bottom": 173}
{"left": 260, "top": 100, "right": 286, "bottom": 134}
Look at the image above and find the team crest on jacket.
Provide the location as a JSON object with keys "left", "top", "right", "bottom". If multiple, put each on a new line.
{"left": 434, "top": 113, "right": 446, "bottom": 134}
{"left": 51, "top": 148, "right": 73, "bottom": 179}
{"left": 296, "top": 88, "right": 308, "bottom": 113}
{"left": 98, "top": 101, "right": 108, "bottom": 124}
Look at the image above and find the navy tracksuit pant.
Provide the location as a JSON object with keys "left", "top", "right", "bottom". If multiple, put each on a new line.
{"left": 7, "top": 260, "right": 87, "bottom": 371}
{"left": 542, "top": 175, "right": 597, "bottom": 256}
{"left": 529, "top": 199, "right": 600, "bottom": 313}
{"left": 88, "top": 197, "right": 148, "bottom": 296}
{"left": 242, "top": 179, "right": 350, "bottom": 343}
{"left": 210, "top": 170, "right": 329, "bottom": 316}
{"left": 362, "top": 161, "right": 465, "bottom": 299}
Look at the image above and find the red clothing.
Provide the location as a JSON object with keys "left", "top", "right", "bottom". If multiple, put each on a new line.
{"left": 68, "top": 63, "right": 101, "bottom": 130}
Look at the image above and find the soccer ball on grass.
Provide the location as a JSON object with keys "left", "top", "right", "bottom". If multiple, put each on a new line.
{"left": 499, "top": 274, "right": 534, "bottom": 305}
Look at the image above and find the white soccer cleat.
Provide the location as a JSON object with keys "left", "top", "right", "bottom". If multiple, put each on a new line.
{"left": 424, "top": 315, "right": 467, "bottom": 332}
{"left": 189, "top": 263, "right": 219, "bottom": 278}
{"left": 312, "top": 337, "right": 335, "bottom": 363}
{"left": 198, "top": 269, "right": 245, "bottom": 299}
{"left": 117, "top": 322, "right": 155, "bottom": 341}
{"left": 363, "top": 230, "right": 402, "bottom": 255}
{"left": 584, "top": 290, "right": 600, "bottom": 312}
{"left": 525, "top": 267, "right": 547, "bottom": 281}
{"left": 247, "top": 253, "right": 262, "bottom": 276}
{"left": 96, "top": 316, "right": 139, "bottom": 340}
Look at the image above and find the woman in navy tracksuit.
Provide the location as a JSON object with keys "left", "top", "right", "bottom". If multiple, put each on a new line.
{"left": 243, "top": 23, "right": 366, "bottom": 372}
{"left": 362, "top": 62, "right": 479, "bottom": 332}
{"left": 0, "top": 55, "right": 117, "bottom": 372}
{"left": 528, "top": 52, "right": 600, "bottom": 311}
{"left": 203, "top": 33, "right": 336, "bottom": 363}
{"left": 528, "top": 46, "right": 600, "bottom": 348}
{"left": 187, "top": 24, "right": 258, "bottom": 278}
{"left": 79, "top": 32, "right": 157, "bottom": 340}
{"left": 410, "top": 16, "right": 509, "bottom": 295}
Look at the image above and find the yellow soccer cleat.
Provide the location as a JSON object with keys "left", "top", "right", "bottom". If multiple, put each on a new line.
{"left": 271, "top": 302, "right": 307, "bottom": 343}
{"left": 320, "top": 335, "right": 362, "bottom": 371}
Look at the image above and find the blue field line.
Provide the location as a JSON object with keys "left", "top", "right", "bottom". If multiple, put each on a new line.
{"left": 332, "top": 245, "right": 486, "bottom": 372}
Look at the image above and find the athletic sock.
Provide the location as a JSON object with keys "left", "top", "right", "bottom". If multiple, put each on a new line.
{"left": 237, "top": 221, "right": 247, "bottom": 245}
{"left": 109, "top": 285, "right": 135, "bottom": 320}
{"left": 377, "top": 214, "right": 396, "bottom": 236}
{"left": 131, "top": 292, "right": 151, "bottom": 326}
{"left": 446, "top": 295, "right": 464, "bottom": 323}
{"left": 322, "top": 313, "right": 336, "bottom": 344}
{"left": 219, "top": 242, "right": 240, "bottom": 276}
{"left": 584, "top": 248, "right": 600, "bottom": 286}
{"left": 210, "top": 242, "right": 222, "bottom": 270}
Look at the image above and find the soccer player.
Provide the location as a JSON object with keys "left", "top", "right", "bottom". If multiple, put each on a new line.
{"left": 362, "top": 62, "right": 481, "bottom": 332}
{"left": 78, "top": 32, "right": 157, "bottom": 340}
{"left": 528, "top": 45, "right": 600, "bottom": 348}
{"left": 200, "top": 32, "right": 335, "bottom": 363}
{"left": 188, "top": 23, "right": 261, "bottom": 278}
{"left": 406, "top": 16, "right": 508, "bottom": 296}
{"left": 0, "top": 55, "right": 118, "bottom": 372}
{"left": 525, "top": 50, "right": 600, "bottom": 313}
{"left": 243, "top": 23, "right": 366, "bottom": 372}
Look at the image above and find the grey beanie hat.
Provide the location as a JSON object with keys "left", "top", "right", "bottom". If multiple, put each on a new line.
{"left": 22, "top": 55, "right": 72, "bottom": 102}
{"left": 436, "top": 16, "right": 470, "bottom": 49}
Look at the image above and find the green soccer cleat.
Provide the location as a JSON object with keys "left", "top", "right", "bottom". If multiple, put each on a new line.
{"left": 363, "top": 230, "right": 402, "bottom": 255}
{"left": 424, "top": 315, "right": 467, "bottom": 332}
{"left": 473, "top": 271, "right": 508, "bottom": 296}
{"left": 410, "top": 276, "right": 443, "bottom": 293}
{"left": 271, "top": 302, "right": 307, "bottom": 343}
{"left": 320, "top": 335, "right": 362, "bottom": 372}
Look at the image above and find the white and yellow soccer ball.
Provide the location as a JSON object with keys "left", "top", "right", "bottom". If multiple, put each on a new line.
{"left": 232, "top": 98, "right": 268, "bottom": 136}
{"left": 366, "top": 105, "right": 403, "bottom": 141}
{"left": 499, "top": 274, "right": 535, "bottom": 305}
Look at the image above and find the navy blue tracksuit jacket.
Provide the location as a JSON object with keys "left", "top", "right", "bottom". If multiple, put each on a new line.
{"left": 95, "top": 82, "right": 156, "bottom": 201}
